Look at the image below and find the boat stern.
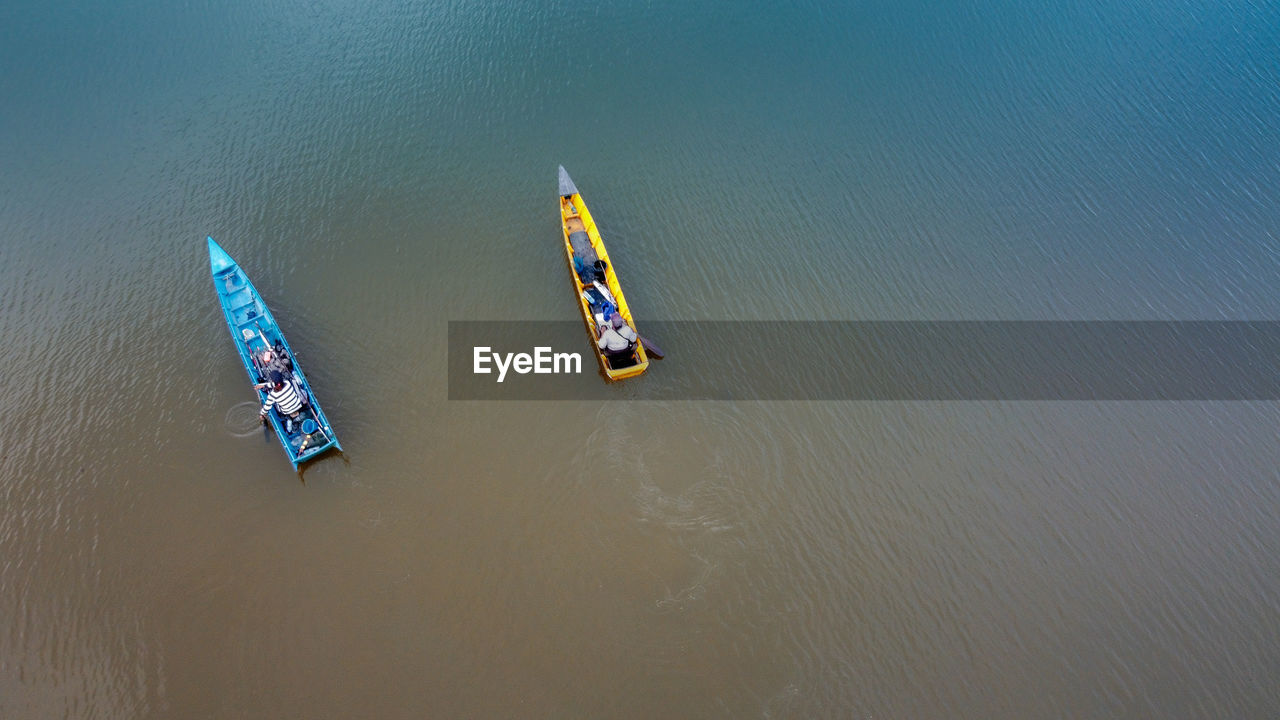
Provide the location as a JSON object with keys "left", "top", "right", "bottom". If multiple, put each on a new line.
{"left": 605, "top": 358, "right": 649, "bottom": 381}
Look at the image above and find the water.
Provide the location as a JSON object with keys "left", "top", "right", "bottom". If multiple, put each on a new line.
{"left": 3, "top": 0, "right": 1280, "bottom": 716}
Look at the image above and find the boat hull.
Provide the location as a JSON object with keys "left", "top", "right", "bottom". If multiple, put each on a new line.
{"left": 557, "top": 167, "right": 649, "bottom": 381}
{"left": 207, "top": 237, "right": 341, "bottom": 468}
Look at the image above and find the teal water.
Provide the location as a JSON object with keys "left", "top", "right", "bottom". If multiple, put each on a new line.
{"left": 3, "top": 0, "right": 1280, "bottom": 717}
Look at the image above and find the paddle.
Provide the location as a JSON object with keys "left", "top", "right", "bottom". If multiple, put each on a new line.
{"left": 257, "top": 375, "right": 271, "bottom": 442}
{"left": 241, "top": 333, "right": 271, "bottom": 441}
{"left": 638, "top": 334, "right": 665, "bottom": 359}
{"left": 254, "top": 322, "right": 273, "bottom": 355}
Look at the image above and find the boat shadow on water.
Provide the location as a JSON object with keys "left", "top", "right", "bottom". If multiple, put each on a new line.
{"left": 295, "top": 451, "right": 351, "bottom": 485}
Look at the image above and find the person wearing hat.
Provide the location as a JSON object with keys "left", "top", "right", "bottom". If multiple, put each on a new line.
{"left": 259, "top": 370, "right": 306, "bottom": 433}
{"left": 596, "top": 311, "right": 638, "bottom": 366}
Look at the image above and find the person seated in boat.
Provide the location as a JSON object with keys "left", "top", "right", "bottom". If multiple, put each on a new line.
{"left": 597, "top": 312, "right": 638, "bottom": 364}
{"left": 252, "top": 348, "right": 292, "bottom": 389}
{"left": 259, "top": 370, "right": 307, "bottom": 432}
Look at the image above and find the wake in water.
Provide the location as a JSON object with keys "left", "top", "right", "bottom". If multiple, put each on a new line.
{"left": 655, "top": 551, "right": 717, "bottom": 612}
{"left": 223, "top": 401, "right": 264, "bottom": 438}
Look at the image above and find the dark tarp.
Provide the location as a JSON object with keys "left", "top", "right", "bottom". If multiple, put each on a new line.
{"left": 569, "top": 231, "right": 598, "bottom": 266}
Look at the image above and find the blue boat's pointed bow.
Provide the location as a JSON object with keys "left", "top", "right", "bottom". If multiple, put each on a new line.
{"left": 558, "top": 165, "right": 578, "bottom": 198}
{"left": 207, "top": 236, "right": 236, "bottom": 276}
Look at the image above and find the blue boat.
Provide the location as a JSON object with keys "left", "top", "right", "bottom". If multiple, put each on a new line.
{"left": 207, "top": 236, "right": 341, "bottom": 468}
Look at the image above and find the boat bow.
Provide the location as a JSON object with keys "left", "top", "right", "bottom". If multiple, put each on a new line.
{"left": 558, "top": 165, "right": 578, "bottom": 198}
{"left": 208, "top": 236, "right": 236, "bottom": 275}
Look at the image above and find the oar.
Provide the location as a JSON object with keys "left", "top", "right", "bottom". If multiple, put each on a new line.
{"left": 255, "top": 355, "right": 273, "bottom": 443}
{"left": 241, "top": 334, "right": 271, "bottom": 440}
{"left": 305, "top": 406, "right": 328, "bottom": 444}
{"left": 637, "top": 334, "right": 665, "bottom": 359}
{"left": 254, "top": 322, "right": 272, "bottom": 353}
{"left": 258, "top": 390, "right": 272, "bottom": 442}
{"left": 248, "top": 344, "right": 267, "bottom": 382}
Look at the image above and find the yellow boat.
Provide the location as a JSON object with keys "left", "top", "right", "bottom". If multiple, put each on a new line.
{"left": 558, "top": 165, "right": 650, "bottom": 380}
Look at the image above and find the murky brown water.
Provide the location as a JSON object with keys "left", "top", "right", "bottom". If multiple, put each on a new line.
{"left": 5, "top": 0, "right": 1280, "bottom": 717}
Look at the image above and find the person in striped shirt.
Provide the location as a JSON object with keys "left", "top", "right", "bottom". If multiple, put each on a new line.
{"left": 259, "top": 370, "right": 306, "bottom": 431}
